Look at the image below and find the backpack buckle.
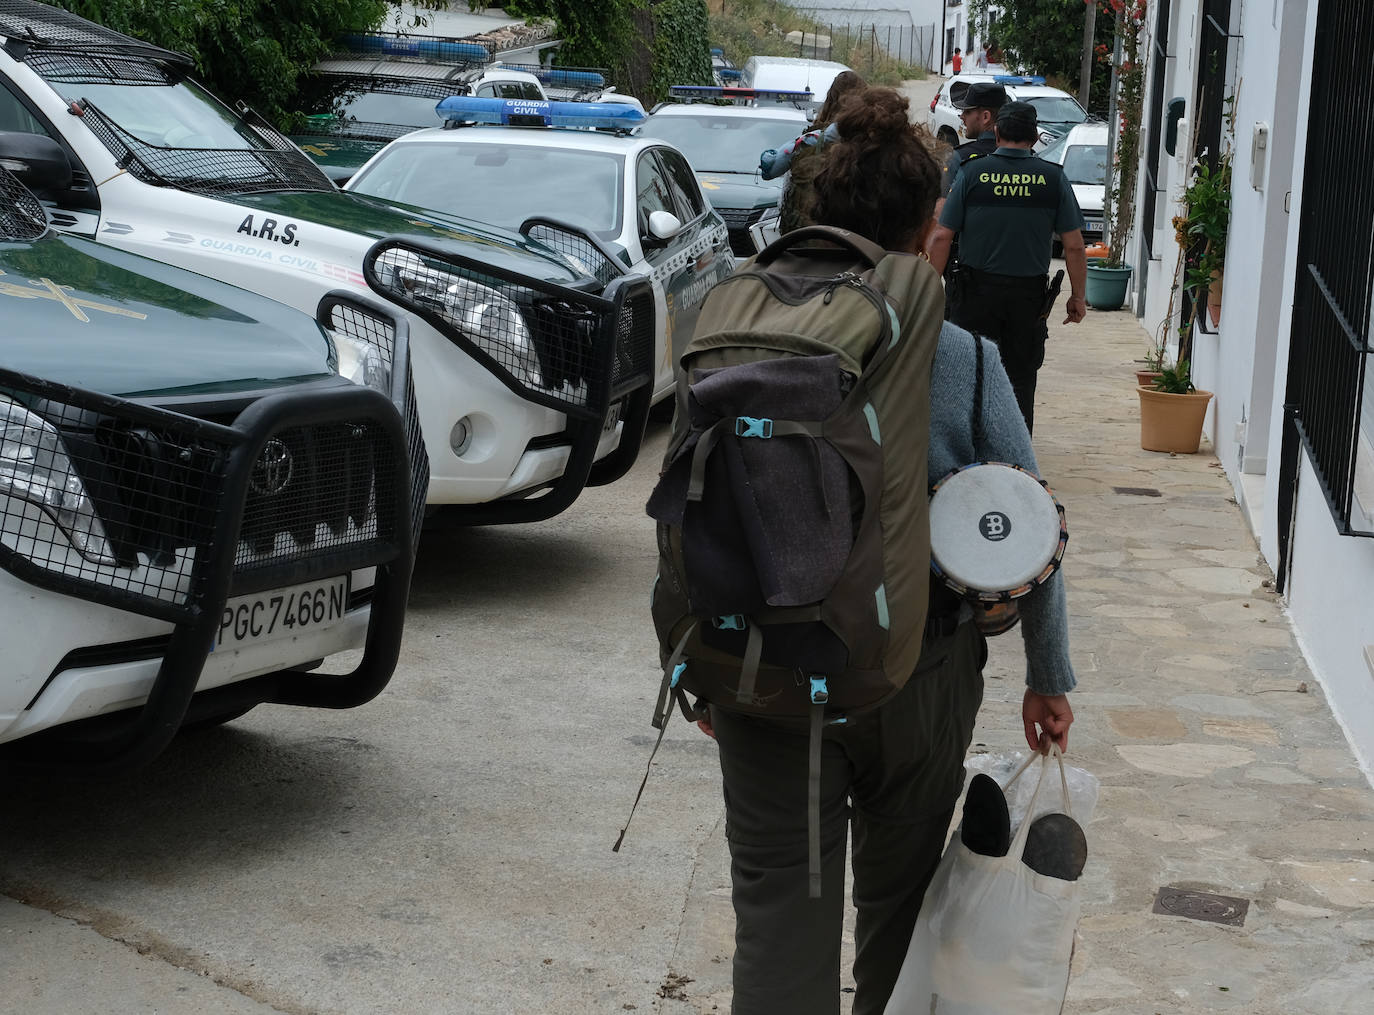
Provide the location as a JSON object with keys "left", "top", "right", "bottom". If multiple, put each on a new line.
{"left": 809, "top": 675, "right": 829, "bottom": 705}
{"left": 735, "top": 416, "right": 773, "bottom": 438}
{"left": 713, "top": 614, "right": 746, "bottom": 631}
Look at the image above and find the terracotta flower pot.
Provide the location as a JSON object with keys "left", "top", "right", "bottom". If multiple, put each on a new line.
{"left": 1137, "top": 386, "right": 1214, "bottom": 454}
{"left": 1207, "top": 269, "right": 1223, "bottom": 327}
{"left": 1135, "top": 369, "right": 1163, "bottom": 387}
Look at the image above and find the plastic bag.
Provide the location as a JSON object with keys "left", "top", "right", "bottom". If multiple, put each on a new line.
{"left": 883, "top": 749, "right": 1089, "bottom": 1015}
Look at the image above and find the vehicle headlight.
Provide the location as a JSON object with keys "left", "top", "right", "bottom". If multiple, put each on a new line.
{"left": 332, "top": 330, "right": 391, "bottom": 394}
{"left": 375, "top": 249, "right": 545, "bottom": 390}
{"left": 0, "top": 397, "right": 116, "bottom": 565}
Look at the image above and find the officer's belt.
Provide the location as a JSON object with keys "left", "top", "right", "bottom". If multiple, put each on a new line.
{"left": 958, "top": 265, "right": 1048, "bottom": 293}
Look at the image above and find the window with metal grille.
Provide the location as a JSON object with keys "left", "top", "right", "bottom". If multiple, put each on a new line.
{"left": 1280, "top": 0, "right": 1374, "bottom": 542}
{"left": 1139, "top": 0, "right": 1172, "bottom": 267}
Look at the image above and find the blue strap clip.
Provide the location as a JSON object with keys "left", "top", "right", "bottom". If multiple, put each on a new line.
{"left": 735, "top": 416, "right": 773, "bottom": 438}
{"left": 670, "top": 662, "right": 686, "bottom": 688}
{"left": 809, "top": 676, "right": 829, "bottom": 705}
{"left": 713, "top": 614, "right": 746, "bottom": 631}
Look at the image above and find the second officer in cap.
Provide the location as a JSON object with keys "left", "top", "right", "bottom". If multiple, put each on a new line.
{"left": 928, "top": 100, "right": 1087, "bottom": 434}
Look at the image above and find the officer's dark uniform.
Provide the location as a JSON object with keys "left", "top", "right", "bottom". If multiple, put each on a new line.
{"left": 938, "top": 102, "right": 1084, "bottom": 433}
{"left": 939, "top": 82, "right": 1007, "bottom": 321}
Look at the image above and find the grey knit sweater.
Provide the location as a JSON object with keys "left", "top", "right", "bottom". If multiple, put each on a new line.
{"left": 929, "top": 321, "right": 1076, "bottom": 696}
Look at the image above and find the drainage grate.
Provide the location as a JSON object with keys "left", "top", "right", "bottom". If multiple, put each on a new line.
{"left": 1152, "top": 887, "right": 1249, "bottom": 926}
{"left": 1114, "top": 486, "right": 1163, "bottom": 497}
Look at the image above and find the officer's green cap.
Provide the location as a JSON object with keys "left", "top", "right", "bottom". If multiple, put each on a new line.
{"left": 996, "top": 100, "right": 1038, "bottom": 131}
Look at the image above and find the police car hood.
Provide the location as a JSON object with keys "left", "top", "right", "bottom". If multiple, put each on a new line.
{"left": 232, "top": 191, "right": 592, "bottom": 287}
{"left": 2, "top": 231, "right": 335, "bottom": 398}
{"left": 288, "top": 134, "right": 387, "bottom": 185}
{"left": 696, "top": 172, "right": 785, "bottom": 211}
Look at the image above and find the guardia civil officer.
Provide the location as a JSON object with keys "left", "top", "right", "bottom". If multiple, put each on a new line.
{"left": 938, "top": 80, "right": 1007, "bottom": 202}
{"left": 935, "top": 81, "right": 1006, "bottom": 321}
{"left": 928, "top": 100, "right": 1088, "bottom": 434}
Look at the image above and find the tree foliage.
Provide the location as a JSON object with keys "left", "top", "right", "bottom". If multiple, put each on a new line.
{"left": 48, "top": 1, "right": 395, "bottom": 125}
{"left": 969, "top": 0, "right": 1113, "bottom": 111}
{"left": 649, "top": 0, "right": 713, "bottom": 104}
{"left": 504, "top": 0, "right": 640, "bottom": 73}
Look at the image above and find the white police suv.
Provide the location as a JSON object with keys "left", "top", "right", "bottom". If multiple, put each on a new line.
{"left": 928, "top": 74, "right": 1088, "bottom": 151}
{"left": 345, "top": 96, "right": 736, "bottom": 403}
{"left": 637, "top": 86, "right": 811, "bottom": 258}
{"left": 0, "top": 0, "right": 654, "bottom": 525}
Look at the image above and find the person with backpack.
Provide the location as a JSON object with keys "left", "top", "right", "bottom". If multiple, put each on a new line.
{"left": 649, "top": 87, "right": 1076, "bottom": 1015}
{"left": 772, "top": 70, "right": 866, "bottom": 234}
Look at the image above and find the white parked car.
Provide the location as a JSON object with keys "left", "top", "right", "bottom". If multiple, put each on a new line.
{"left": 740, "top": 55, "right": 853, "bottom": 112}
{"left": 345, "top": 97, "right": 737, "bottom": 404}
{"left": 928, "top": 74, "right": 1088, "bottom": 151}
{"left": 637, "top": 94, "right": 809, "bottom": 257}
{"left": 1039, "top": 121, "right": 1108, "bottom": 246}
{"left": 0, "top": 1, "right": 654, "bottom": 526}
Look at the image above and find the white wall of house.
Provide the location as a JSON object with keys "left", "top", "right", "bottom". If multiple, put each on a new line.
{"left": 1136, "top": 0, "right": 1374, "bottom": 775}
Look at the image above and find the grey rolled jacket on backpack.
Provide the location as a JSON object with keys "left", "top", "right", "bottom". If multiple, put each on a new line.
{"left": 931, "top": 321, "right": 1076, "bottom": 697}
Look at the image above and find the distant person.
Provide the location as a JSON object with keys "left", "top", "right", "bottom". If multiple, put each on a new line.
{"left": 951, "top": 47, "right": 962, "bottom": 74}
{"left": 975, "top": 44, "right": 989, "bottom": 69}
{"left": 988, "top": 40, "right": 1004, "bottom": 65}
{"left": 928, "top": 100, "right": 1088, "bottom": 434}
{"left": 769, "top": 70, "right": 866, "bottom": 234}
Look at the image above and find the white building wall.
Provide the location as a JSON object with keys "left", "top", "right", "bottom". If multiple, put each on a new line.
{"left": 1139, "top": 0, "right": 1374, "bottom": 770}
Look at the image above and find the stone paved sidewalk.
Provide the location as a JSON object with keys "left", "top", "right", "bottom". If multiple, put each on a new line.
{"left": 984, "top": 303, "right": 1374, "bottom": 1013}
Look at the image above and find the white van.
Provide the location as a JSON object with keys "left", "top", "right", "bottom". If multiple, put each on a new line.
{"left": 740, "top": 56, "right": 853, "bottom": 110}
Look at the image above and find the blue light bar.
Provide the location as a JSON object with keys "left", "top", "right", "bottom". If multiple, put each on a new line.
{"left": 341, "top": 33, "right": 491, "bottom": 65}
{"left": 668, "top": 85, "right": 813, "bottom": 102}
{"left": 495, "top": 64, "right": 607, "bottom": 89}
{"left": 994, "top": 74, "right": 1047, "bottom": 85}
{"left": 436, "top": 96, "right": 646, "bottom": 128}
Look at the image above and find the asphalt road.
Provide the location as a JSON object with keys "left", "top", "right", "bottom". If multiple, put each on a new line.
{"left": 0, "top": 76, "right": 949, "bottom": 1015}
{"left": 0, "top": 418, "right": 731, "bottom": 1015}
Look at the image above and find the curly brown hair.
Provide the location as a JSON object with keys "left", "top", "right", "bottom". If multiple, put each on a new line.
{"left": 810, "top": 86, "right": 942, "bottom": 252}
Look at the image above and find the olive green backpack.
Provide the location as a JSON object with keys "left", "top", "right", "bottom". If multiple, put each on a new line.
{"left": 615, "top": 227, "right": 945, "bottom": 896}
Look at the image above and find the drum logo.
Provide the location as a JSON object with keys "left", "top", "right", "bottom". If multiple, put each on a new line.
{"left": 979, "top": 511, "right": 1012, "bottom": 541}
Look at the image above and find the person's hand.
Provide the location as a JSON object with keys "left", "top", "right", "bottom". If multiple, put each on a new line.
{"left": 696, "top": 716, "right": 716, "bottom": 739}
{"left": 1023, "top": 690, "right": 1073, "bottom": 754}
{"left": 1063, "top": 294, "right": 1087, "bottom": 324}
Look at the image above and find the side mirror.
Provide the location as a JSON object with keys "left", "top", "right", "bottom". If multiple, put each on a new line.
{"left": 1164, "top": 97, "right": 1186, "bottom": 157}
{"left": 644, "top": 209, "right": 682, "bottom": 245}
{"left": 0, "top": 131, "right": 72, "bottom": 191}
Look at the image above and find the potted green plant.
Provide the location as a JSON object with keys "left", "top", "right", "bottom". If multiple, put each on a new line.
{"left": 1178, "top": 147, "right": 1232, "bottom": 326}
{"left": 1137, "top": 355, "right": 1214, "bottom": 453}
{"left": 1085, "top": 0, "right": 1146, "bottom": 311}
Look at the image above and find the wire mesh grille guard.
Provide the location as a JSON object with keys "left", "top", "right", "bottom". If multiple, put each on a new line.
{"left": 612, "top": 284, "right": 655, "bottom": 398}
{"left": 317, "top": 295, "right": 429, "bottom": 545}
{"left": 0, "top": 370, "right": 236, "bottom": 621}
{"left": 0, "top": 1, "right": 193, "bottom": 70}
{"left": 0, "top": 165, "right": 47, "bottom": 241}
{"left": 233, "top": 420, "right": 399, "bottom": 575}
{"left": 523, "top": 221, "right": 624, "bottom": 289}
{"left": 368, "top": 242, "right": 614, "bottom": 418}
{"left": 79, "top": 101, "right": 334, "bottom": 197}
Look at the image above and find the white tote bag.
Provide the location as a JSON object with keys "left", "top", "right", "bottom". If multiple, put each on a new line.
{"left": 884, "top": 748, "right": 1083, "bottom": 1015}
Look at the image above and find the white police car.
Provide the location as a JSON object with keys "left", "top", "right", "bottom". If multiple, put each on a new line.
{"left": 1040, "top": 120, "right": 1108, "bottom": 246}
{"left": 0, "top": 0, "right": 654, "bottom": 525}
{"left": 638, "top": 87, "right": 811, "bottom": 258}
{"left": 345, "top": 96, "right": 736, "bottom": 403}
{"left": 928, "top": 74, "right": 1088, "bottom": 150}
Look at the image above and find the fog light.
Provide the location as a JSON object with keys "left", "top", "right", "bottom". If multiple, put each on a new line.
{"left": 450, "top": 417, "right": 473, "bottom": 457}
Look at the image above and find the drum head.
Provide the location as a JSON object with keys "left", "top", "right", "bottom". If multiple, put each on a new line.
{"left": 930, "top": 463, "right": 1065, "bottom": 598}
